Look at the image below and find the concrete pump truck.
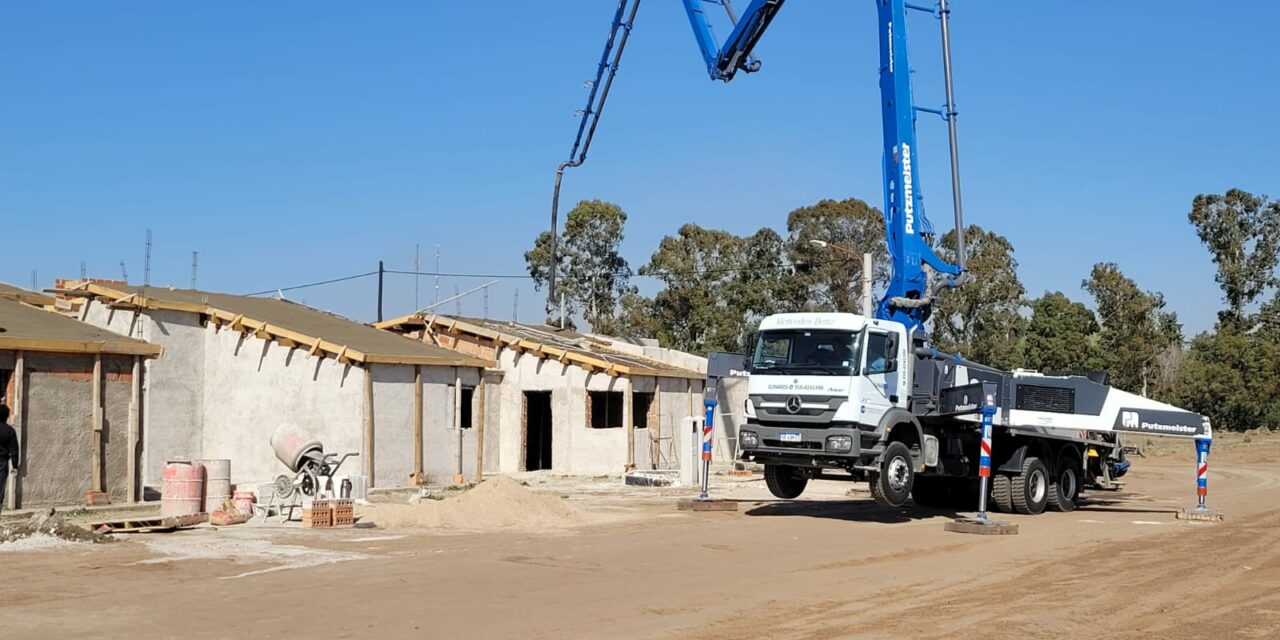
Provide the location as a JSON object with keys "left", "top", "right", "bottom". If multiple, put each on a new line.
{"left": 550, "top": 0, "right": 1212, "bottom": 515}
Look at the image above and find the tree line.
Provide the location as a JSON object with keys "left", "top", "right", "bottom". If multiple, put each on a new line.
{"left": 527, "top": 190, "right": 1280, "bottom": 431}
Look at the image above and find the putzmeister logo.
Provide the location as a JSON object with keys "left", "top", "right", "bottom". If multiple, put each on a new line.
{"left": 1122, "top": 411, "right": 1138, "bottom": 429}
{"left": 902, "top": 143, "right": 915, "bottom": 235}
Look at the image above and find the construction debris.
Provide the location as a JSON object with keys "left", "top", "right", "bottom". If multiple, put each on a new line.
{"left": 2, "top": 509, "right": 114, "bottom": 545}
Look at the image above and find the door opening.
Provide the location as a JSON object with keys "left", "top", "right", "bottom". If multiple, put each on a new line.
{"left": 524, "top": 391, "right": 553, "bottom": 471}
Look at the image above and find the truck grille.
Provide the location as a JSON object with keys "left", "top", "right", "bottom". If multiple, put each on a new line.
{"left": 763, "top": 439, "right": 823, "bottom": 450}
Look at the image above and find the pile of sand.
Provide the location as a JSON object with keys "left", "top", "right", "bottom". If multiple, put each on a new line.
{"left": 358, "top": 476, "right": 589, "bottom": 532}
{"left": 1, "top": 509, "right": 113, "bottom": 548}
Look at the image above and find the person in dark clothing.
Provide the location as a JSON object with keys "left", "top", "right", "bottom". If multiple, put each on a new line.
{"left": 0, "top": 405, "right": 18, "bottom": 516}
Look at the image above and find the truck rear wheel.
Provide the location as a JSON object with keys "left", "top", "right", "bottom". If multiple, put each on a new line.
{"left": 764, "top": 465, "right": 808, "bottom": 499}
{"left": 991, "top": 474, "right": 1014, "bottom": 513}
{"left": 1012, "top": 457, "right": 1049, "bottom": 515}
{"left": 1048, "top": 455, "right": 1081, "bottom": 512}
{"left": 870, "top": 441, "right": 914, "bottom": 508}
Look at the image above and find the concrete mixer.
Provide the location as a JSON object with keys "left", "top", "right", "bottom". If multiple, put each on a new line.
{"left": 270, "top": 424, "right": 358, "bottom": 516}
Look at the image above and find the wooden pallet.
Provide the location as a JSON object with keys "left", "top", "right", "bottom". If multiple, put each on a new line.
{"left": 90, "top": 513, "right": 208, "bottom": 534}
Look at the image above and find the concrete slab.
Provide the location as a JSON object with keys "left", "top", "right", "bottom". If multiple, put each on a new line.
{"left": 944, "top": 517, "right": 1019, "bottom": 535}
{"left": 676, "top": 498, "right": 739, "bottom": 512}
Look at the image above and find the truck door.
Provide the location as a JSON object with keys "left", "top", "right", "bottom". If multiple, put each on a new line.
{"left": 860, "top": 330, "right": 900, "bottom": 424}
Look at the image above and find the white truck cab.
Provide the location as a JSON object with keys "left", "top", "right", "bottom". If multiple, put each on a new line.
{"left": 744, "top": 312, "right": 911, "bottom": 432}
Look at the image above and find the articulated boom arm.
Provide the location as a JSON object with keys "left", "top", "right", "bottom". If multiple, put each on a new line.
{"left": 550, "top": 1, "right": 970, "bottom": 333}
{"left": 679, "top": 0, "right": 969, "bottom": 334}
{"left": 874, "top": 0, "right": 967, "bottom": 332}
{"left": 682, "top": 0, "right": 785, "bottom": 81}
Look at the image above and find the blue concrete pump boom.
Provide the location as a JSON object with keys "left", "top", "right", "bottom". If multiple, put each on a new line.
{"left": 549, "top": 0, "right": 970, "bottom": 335}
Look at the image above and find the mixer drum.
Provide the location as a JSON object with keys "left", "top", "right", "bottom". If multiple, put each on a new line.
{"left": 271, "top": 424, "right": 323, "bottom": 473}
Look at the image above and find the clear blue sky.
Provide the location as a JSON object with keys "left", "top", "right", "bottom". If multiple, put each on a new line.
{"left": 3, "top": 2, "right": 1276, "bottom": 336}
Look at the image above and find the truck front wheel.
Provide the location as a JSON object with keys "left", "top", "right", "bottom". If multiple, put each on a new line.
{"left": 764, "top": 465, "right": 808, "bottom": 499}
{"left": 871, "top": 441, "right": 914, "bottom": 507}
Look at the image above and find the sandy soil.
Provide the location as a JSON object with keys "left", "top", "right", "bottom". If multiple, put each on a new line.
{"left": 2, "top": 433, "right": 1277, "bottom": 640}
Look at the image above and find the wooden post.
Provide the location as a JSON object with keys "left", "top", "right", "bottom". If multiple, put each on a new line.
{"left": 127, "top": 356, "right": 141, "bottom": 502}
{"left": 453, "top": 367, "right": 463, "bottom": 484}
{"left": 363, "top": 365, "right": 375, "bottom": 487}
{"left": 652, "top": 377, "right": 662, "bottom": 470}
{"left": 624, "top": 378, "right": 635, "bottom": 471}
{"left": 413, "top": 365, "right": 423, "bottom": 482}
{"left": 474, "top": 373, "right": 486, "bottom": 484}
{"left": 92, "top": 354, "right": 104, "bottom": 493}
{"left": 6, "top": 352, "right": 24, "bottom": 510}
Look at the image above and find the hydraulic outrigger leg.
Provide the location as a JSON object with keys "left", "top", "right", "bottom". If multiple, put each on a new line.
{"left": 1177, "top": 438, "right": 1224, "bottom": 522}
{"left": 945, "top": 388, "right": 1018, "bottom": 534}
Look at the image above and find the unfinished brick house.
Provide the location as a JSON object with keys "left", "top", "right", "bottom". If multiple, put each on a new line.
{"left": 0, "top": 283, "right": 162, "bottom": 508}
{"left": 376, "top": 313, "right": 707, "bottom": 476}
{"left": 56, "top": 281, "right": 494, "bottom": 491}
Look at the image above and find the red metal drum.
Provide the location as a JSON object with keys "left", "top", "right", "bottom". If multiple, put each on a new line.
{"left": 161, "top": 460, "right": 206, "bottom": 517}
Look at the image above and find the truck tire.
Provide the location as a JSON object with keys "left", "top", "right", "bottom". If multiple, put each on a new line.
{"left": 1011, "top": 457, "right": 1049, "bottom": 515}
{"left": 871, "top": 441, "right": 914, "bottom": 508}
{"left": 991, "top": 474, "right": 1014, "bottom": 513}
{"left": 764, "top": 465, "right": 808, "bottom": 499}
{"left": 910, "top": 477, "right": 949, "bottom": 509}
{"left": 1048, "top": 454, "right": 1081, "bottom": 512}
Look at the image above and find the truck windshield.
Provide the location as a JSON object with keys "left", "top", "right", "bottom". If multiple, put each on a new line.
{"left": 751, "top": 330, "right": 861, "bottom": 376}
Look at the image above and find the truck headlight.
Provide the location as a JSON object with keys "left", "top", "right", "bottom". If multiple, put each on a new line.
{"left": 739, "top": 430, "right": 759, "bottom": 448}
{"left": 826, "top": 435, "right": 853, "bottom": 453}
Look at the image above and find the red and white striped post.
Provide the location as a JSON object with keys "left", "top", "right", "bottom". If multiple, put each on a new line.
{"left": 700, "top": 399, "right": 716, "bottom": 501}
{"left": 1195, "top": 437, "right": 1210, "bottom": 509}
{"left": 976, "top": 392, "right": 996, "bottom": 520}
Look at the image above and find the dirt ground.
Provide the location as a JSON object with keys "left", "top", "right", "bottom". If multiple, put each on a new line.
{"left": 2, "top": 432, "right": 1277, "bottom": 640}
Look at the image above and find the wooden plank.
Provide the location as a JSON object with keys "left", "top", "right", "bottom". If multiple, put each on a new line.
{"left": 90, "top": 512, "right": 207, "bottom": 533}
{"left": 91, "top": 354, "right": 104, "bottom": 493}
{"left": 0, "top": 337, "right": 162, "bottom": 357}
{"left": 475, "top": 373, "right": 486, "bottom": 484}
{"left": 361, "top": 353, "right": 494, "bottom": 367}
{"left": 363, "top": 365, "right": 375, "bottom": 487}
{"left": 453, "top": 367, "right": 463, "bottom": 479}
{"left": 624, "top": 379, "right": 635, "bottom": 471}
{"left": 413, "top": 365, "right": 423, "bottom": 480}
{"left": 652, "top": 376, "right": 662, "bottom": 470}
{"left": 127, "top": 356, "right": 141, "bottom": 503}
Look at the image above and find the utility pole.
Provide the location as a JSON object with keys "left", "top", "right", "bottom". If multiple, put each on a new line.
{"left": 454, "top": 285, "right": 462, "bottom": 316}
{"left": 434, "top": 244, "right": 441, "bottom": 304}
{"left": 29, "top": 270, "right": 36, "bottom": 292}
{"left": 414, "top": 243, "right": 421, "bottom": 310}
{"left": 120, "top": 261, "right": 128, "bottom": 283}
{"left": 513, "top": 289, "right": 519, "bottom": 323}
{"left": 143, "top": 229, "right": 153, "bottom": 286}
{"left": 80, "top": 261, "right": 87, "bottom": 280}
{"left": 191, "top": 251, "right": 199, "bottom": 289}
{"left": 377, "top": 260, "right": 385, "bottom": 322}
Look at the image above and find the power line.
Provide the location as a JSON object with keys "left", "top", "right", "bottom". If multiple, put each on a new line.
{"left": 240, "top": 257, "right": 856, "bottom": 300}
{"left": 243, "top": 271, "right": 379, "bottom": 297}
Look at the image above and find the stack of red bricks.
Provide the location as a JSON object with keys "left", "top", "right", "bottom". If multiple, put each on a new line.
{"left": 302, "top": 498, "right": 355, "bottom": 528}
{"left": 333, "top": 499, "right": 354, "bottom": 527}
{"left": 302, "top": 499, "right": 333, "bottom": 528}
